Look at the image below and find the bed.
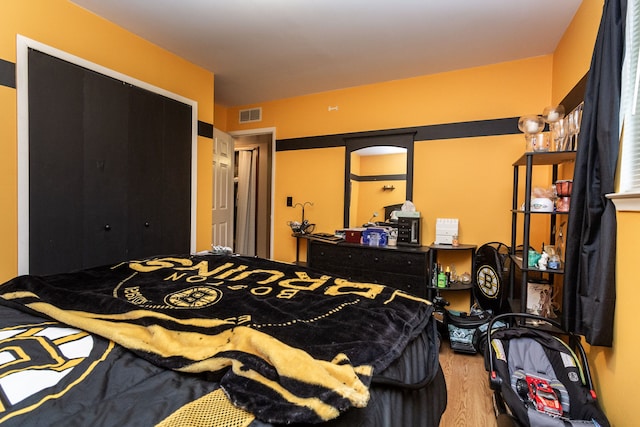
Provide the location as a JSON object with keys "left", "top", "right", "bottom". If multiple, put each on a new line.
{"left": 0, "top": 253, "right": 446, "bottom": 426}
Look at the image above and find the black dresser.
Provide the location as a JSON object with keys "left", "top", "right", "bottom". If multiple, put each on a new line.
{"left": 305, "top": 238, "right": 430, "bottom": 298}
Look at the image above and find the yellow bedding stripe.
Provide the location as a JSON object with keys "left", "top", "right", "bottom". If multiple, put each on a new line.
{"left": 21, "top": 300, "right": 371, "bottom": 417}
{"left": 228, "top": 361, "right": 341, "bottom": 421}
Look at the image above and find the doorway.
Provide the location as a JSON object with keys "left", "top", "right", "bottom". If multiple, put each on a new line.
{"left": 229, "top": 129, "right": 274, "bottom": 259}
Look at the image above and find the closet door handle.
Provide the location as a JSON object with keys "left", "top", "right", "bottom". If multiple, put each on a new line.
{"left": 104, "top": 224, "right": 111, "bottom": 231}
{"left": 144, "top": 222, "right": 150, "bottom": 228}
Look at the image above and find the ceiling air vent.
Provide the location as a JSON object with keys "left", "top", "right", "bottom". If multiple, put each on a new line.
{"left": 239, "top": 107, "right": 262, "bottom": 123}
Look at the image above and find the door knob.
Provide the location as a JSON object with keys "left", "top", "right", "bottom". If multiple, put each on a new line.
{"left": 104, "top": 224, "right": 111, "bottom": 231}
{"left": 144, "top": 222, "right": 150, "bottom": 227}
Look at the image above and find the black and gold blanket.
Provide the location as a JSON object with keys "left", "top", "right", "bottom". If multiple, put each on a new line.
{"left": 0, "top": 254, "right": 433, "bottom": 424}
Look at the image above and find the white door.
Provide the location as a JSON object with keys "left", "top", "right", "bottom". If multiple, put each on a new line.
{"left": 212, "top": 128, "right": 235, "bottom": 249}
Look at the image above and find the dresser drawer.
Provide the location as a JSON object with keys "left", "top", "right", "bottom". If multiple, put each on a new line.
{"left": 361, "top": 270, "right": 426, "bottom": 298}
{"left": 357, "top": 247, "right": 426, "bottom": 276}
{"left": 308, "top": 243, "right": 367, "bottom": 270}
{"left": 306, "top": 240, "right": 429, "bottom": 298}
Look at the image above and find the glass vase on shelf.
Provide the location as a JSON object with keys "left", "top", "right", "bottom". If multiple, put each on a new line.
{"left": 550, "top": 118, "right": 568, "bottom": 151}
{"left": 567, "top": 102, "right": 584, "bottom": 151}
{"left": 518, "top": 115, "right": 545, "bottom": 152}
{"left": 531, "top": 132, "right": 550, "bottom": 152}
{"left": 542, "top": 104, "right": 566, "bottom": 151}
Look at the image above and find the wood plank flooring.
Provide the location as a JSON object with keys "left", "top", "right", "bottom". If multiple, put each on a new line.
{"left": 438, "top": 343, "right": 498, "bottom": 427}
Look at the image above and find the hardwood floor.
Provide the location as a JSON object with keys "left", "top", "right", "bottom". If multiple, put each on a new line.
{"left": 438, "top": 342, "right": 498, "bottom": 427}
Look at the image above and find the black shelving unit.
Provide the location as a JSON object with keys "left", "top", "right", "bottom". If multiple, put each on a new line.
{"left": 509, "top": 151, "right": 576, "bottom": 315}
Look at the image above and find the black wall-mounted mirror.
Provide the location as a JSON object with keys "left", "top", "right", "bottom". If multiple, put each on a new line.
{"left": 344, "top": 132, "right": 415, "bottom": 228}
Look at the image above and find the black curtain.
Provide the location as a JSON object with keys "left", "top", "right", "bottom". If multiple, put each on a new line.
{"left": 563, "top": 0, "right": 626, "bottom": 347}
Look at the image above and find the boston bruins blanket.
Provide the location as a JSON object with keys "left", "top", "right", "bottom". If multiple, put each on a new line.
{"left": 0, "top": 254, "right": 433, "bottom": 424}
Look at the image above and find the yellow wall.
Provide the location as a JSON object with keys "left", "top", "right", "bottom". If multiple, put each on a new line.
{"left": 352, "top": 152, "right": 406, "bottom": 226}
{"left": 353, "top": 180, "right": 406, "bottom": 227}
{"left": 598, "top": 211, "right": 640, "bottom": 421}
{"left": 278, "top": 147, "right": 345, "bottom": 260}
{"left": 214, "top": 103, "right": 229, "bottom": 132}
{"left": 360, "top": 152, "right": 405, "bottom": 175}
{"left": 0, "top": 84, "right": 17, "bottom": 284}
{"left": 552, "top": 0, "right": 603, "bottom": 103}
{"left": 225, "top": 56, "right": 551, "bottom": 140}
{"left": 226, "top": 55, "right": 552, "bottom": 262}
{"left": 0, "top": 0, "right": 215, "bottom": 282}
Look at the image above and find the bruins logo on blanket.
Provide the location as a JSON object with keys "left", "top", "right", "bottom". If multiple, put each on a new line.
{"left": 164, "top": 286, "right": 223, "bottom": 308}
{"left": 0, "top": 322, "right": 112, "bottom": 422}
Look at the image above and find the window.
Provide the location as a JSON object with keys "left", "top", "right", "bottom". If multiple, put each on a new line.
{"left": 612, "top": 0, "right": 640, "bottom": 210}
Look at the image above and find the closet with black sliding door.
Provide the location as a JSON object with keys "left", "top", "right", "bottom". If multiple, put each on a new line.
{"left": 27, "top": 48, "right": 192, "bottom": 275}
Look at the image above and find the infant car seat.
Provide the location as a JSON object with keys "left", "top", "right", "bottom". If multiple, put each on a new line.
{"left": 486, "top": 313, "right": 609, "bottom": 427}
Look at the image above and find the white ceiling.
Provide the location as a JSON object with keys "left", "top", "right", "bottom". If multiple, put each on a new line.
{"left": 70, "top": 0, "right": 583, "bottom": 107}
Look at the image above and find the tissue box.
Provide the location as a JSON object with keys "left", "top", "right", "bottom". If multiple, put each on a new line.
{"left": 396, "top": 210, "right": 421, "bottom": 218}
{"left": 362, "top": 228, "right": 388, "bottom": 246}
{"left": 435, "top": 218, "right": 459, "bottom": 244}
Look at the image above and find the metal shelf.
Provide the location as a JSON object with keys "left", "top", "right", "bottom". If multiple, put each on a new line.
{"left": 512, "top": 151, "right": 577, "bottom": 166}
{"left": 510, "top": 254, "right": 565, "bottom": 274}
{"left": 510, "top": 151, "right": 575, "bottom": 315}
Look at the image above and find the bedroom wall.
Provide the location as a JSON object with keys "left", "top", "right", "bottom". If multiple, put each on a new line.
{"left": 223, "top": 56, "right": 552, "bottom": 265}
{"left": 0, "top": 0, "right": 215, "bottom": 282}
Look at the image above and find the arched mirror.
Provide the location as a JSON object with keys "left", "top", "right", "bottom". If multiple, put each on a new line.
{"left": 344, "top": 132, "right": 415, "bottom": 228}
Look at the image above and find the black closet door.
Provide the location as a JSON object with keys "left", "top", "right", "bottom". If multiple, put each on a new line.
{"left": 157, "top": 97, "right": 192, "bottom": 256}
{"left": 28, "top": 50, "right": 85, "bottom": 275}
{"left": 82, "top": 71, "right": 129, "bottom": 267}
{"left": 28, "top": 49, "right": 192, "bottom": 275}
{"left": 127, "top": 86, "right": 164, "bottom": 259}
{"left": 127, "top": 87, "right": 192, "bottom": 259}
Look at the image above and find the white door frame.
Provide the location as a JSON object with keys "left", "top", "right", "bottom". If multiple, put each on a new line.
{"left": 16, "top": 35, "right": 198, "bottom": 274}
{"left": 229, "top": 127, "right": 276, "bottom": 259}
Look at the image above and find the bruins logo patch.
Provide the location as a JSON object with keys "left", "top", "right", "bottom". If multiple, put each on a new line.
{"left": 165, "top": 286, "right": 223, "bottom": 309}
{"left": 476, "top": 265, "right": 499, "bottom": 298}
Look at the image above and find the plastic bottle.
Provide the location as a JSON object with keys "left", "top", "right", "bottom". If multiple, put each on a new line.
{"left": 437, "top": 270, "right": 447, "bottom": 288}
